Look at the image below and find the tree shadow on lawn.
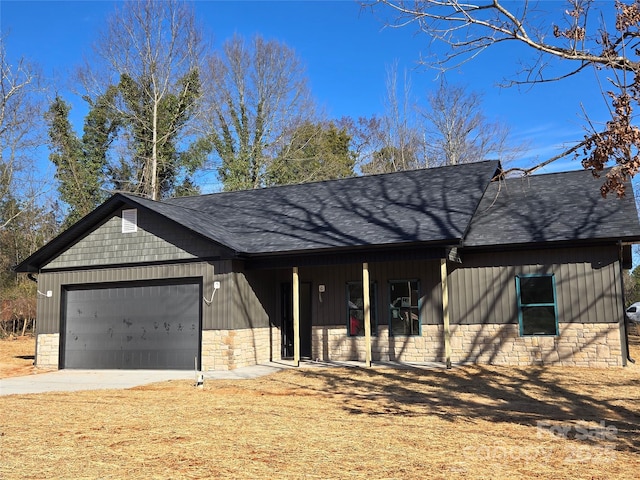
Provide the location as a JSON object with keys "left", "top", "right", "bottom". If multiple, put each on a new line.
{"left": 293, "top": 364, "right": 640, "bottom": 453}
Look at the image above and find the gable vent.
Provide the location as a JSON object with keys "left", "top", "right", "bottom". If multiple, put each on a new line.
{"left": 122, "top": 208, "right": 138, "bottom": 233}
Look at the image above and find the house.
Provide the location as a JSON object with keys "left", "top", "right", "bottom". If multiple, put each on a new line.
{"left": 14, "top": 161, "right": 640, "bottom": 370}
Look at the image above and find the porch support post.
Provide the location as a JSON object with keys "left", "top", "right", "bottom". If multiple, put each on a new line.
{"left": 363, "top": 262, "right": 372, "bottom": 367}
{"left": 293, "top": 266, "right": 300, "bottom": 367}
{"left": 440, "top": 258, "right": 452, "bottom": 369}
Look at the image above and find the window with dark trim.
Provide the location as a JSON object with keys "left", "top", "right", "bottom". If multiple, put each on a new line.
{"left": 389, "top": 280, "right": 420, "bottom": 336}
{"left": 346, "top": 282, "right": 377, "bottom": 336}
{"left": 516, "top": 274, "right": 559, "bottom": 336}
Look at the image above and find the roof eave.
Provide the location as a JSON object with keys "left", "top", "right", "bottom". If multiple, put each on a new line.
{"left": 240, "top": 239, "right": 463, "bottom": 269}
{"left": 461, "top": 236, "right": 640, "bottom": 253}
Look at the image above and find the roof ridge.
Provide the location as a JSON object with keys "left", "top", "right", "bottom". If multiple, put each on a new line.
{"left": 171, "top": 160, "right": 502, "bottom": 200}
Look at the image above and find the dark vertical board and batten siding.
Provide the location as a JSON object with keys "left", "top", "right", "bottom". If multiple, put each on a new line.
{"left": 450, "top": 246, "right": 623, "bottom": 326}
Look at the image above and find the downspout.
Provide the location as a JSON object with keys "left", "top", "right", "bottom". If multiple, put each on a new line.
{"left": 619, "top": 242, "right": 635, "bottom": 364}
{"left": 624, "top": 317, "right": 635, "bottom": 364}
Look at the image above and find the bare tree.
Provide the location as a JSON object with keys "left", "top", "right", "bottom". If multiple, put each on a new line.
{"left": 381, "top": 62, "right": 425, "bottom": 171}
{"left": 422, "top": 78, "right": 524, "bottom": 166}
{"left": 201, "top": 34, "right": 316, "bottom": 191}
{"left": 76, "top": 0, "right": 204, "bottom": 200}
{"left": 366, "top": 0, "right": 640, "bottom": 196}
{"left": 0, "top": 36, "right": 55, "bottom": 321}
{"left": 358, "top": 62, "right": 425, "bottom": 174}
{"left": 0, "top": 35, "right": 48, "bottom": 229}
{"left": 353, "top": 64, "right": 518, "bottom": 173}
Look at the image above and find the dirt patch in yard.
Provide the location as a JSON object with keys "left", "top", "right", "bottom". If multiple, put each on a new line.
{"left": 1, "top": 335, "right": 639, "bottom": 479}
{"left": 0, "top": 335, "right": 37, "bottom": 378}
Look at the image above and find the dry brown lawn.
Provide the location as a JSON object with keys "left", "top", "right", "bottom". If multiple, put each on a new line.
{"left": 1, "top": 335, "right": 639, "bottom": 479}
{"left": 0, "top": 335, "right": 38, "bottom": 378}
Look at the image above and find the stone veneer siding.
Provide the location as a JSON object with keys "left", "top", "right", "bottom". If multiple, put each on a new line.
{"left": 312, "top": 325, "right": 444, "bottom": 363}
{"left": 201, "top": 327, "right": 272, "bottom": 371}
{"left": 36, "top": 333, "right": 59, "bottom": 369}
{"left": 311, "top": 323, "right": 625, "bottom": 367}
{"left": 37, "top": 323, "right": 623, "bottom": 370}
{"left": 449, "top": 323, "right": 624, "bottom": 367}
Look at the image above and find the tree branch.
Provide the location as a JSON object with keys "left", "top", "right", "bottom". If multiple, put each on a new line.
{"left": 498, "top": 135, "right": 591, "bottom": 180}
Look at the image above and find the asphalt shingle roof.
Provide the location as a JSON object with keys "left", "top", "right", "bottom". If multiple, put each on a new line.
{"left": 164, "top": 160, "right": 501, "bottom": 253}
{"left": 464, "top": 168, "right": 640, "bottom": 247}
{"left": 14, "top": 161, "right": 640, "bottom": 273}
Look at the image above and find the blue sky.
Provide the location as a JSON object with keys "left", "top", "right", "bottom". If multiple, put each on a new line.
{"left": 1, "top": 0, "right": 615, "bottom": 180}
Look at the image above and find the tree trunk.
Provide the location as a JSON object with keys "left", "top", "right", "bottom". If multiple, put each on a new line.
{"left": 21, "top": 318, "right": 30, "bottom": 337}
{"left": 151, "top": 98, "right": 159, "bottom": 200}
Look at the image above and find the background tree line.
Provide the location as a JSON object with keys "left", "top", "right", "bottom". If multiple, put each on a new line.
{"left": 2, "top": 0, "right": 640, "bottom": 334}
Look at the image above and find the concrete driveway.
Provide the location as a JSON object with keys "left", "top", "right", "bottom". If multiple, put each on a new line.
{"left": 0, "top": 363, "right": 289, "bottom": 396}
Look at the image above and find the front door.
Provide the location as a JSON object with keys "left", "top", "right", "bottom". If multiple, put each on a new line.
{"left": 281, "top": 282, "right": 312, "bottom": 358}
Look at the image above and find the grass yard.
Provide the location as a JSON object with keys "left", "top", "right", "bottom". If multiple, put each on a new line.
{"left": 0, "top": 335, "right": 38, "bottom": 378}
{"left": 1, "top": 335, "right": 639, "bottom": 479}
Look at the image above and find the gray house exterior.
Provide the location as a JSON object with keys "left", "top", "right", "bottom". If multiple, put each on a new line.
{"left": 15, "top": 161, "right": 640, "bottom": 370}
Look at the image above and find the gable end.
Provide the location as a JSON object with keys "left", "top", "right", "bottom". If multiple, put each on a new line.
{"left": 43, "top": 207, "right": 229, "bottom": 270}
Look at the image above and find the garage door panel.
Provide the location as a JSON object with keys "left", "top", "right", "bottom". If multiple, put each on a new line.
{"left": 66, "top": 347, "right": 196, "bottom": 370}
{"left": 63, "top": 282, "right": 200, "bottom": 369}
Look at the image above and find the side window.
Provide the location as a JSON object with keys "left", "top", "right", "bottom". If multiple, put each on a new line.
{"left": 389, "top": 280, "right": 420, "bottom": 336}
{"left": 346, "top": 282, "right": 377, "bottom": 336}
{"left": 516, "top": 274, "right": 558, "bottom": 336}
